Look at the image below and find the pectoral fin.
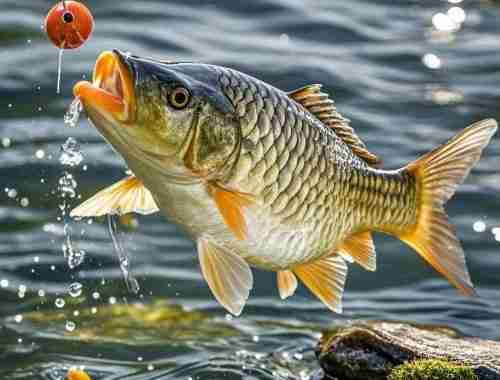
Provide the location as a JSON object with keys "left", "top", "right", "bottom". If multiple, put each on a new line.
{"left": 294, "top": 256, "right": 348, "bottom": 313}
{"left": 207, "top": 182, "right": 255, "bottom": 240}
{"left": 277, "top": 270, "right": 298, "bottom": 300}
{"left": 71, "top": 176, "right": 159, "bottom": 217}
{"left": 337, "top": 231, "right": 376, "bottom": 271}
{"left": 197, "top": 237, "right": 253, "bottom": 316}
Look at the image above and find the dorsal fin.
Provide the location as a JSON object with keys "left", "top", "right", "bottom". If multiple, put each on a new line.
{"left": 288, "top": 84, "right": 381, "bottom": 166}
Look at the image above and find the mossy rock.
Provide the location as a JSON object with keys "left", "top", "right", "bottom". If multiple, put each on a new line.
{"left": 388, "top": 359, "right": 477, "bottom": 380}
{"left": 317, "top": 322, "right": 500, "bottom": 380}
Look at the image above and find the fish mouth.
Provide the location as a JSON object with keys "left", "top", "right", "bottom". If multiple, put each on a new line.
{"left": 73, "top": 50, "right": 135, "bottom": 123}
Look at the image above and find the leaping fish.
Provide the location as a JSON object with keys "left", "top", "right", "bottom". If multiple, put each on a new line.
{"left": 71, "top": 50, "right": 497, "bottom": 315}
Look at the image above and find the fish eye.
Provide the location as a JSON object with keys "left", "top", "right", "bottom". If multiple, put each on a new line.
{"left": 169, "top": 87, "right": 191, "bottom": 109}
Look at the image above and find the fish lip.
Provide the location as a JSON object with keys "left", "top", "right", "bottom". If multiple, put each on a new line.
{"left": 73, "top": 50, "right": 136, "bottom": 124}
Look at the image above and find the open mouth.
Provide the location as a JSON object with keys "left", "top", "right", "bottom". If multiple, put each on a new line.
{"left": 73, "top": 50, "right": 135, "bottom": 123}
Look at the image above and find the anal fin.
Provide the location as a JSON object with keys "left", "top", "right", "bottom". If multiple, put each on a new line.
{"left": 338, "top": 231, "right": 376, "bottom": 271}
{"left": 197, "top": 237, "right": 253, "bottom": 316}
{"left": 71, "top": 176, "right": 159, "bottom": 217}
{"left": 294, "top": 256, "right": 348, "bottom": 313}
{"left": 277, "top": 270, "right": 298, "bottom": 300}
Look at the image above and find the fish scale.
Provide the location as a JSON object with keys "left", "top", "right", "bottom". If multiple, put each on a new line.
{"left": 214, "top": 65, "right": 418, "bottom": 264}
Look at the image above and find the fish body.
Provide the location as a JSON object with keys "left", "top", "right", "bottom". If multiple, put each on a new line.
{"left": 72, "top": 50, "right": 497, "bottom": 315}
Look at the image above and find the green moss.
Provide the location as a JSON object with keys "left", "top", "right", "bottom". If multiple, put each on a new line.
{"left": 388, "top": 359, "right": 477, "bottom": 380}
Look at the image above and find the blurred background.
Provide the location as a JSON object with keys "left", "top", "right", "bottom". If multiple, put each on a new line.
{"left": 1, "top": 1, "right": 500, "bottom": 379}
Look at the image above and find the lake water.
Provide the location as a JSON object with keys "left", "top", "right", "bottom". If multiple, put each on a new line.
{"left": 1, "top": 1, "right": 500, "bottom": 379}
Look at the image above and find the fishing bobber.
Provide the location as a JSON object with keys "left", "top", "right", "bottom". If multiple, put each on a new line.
{"left": 45, "top": 1, "right": 94, "bottom": 49}
{"left": 67, "top": 368, "right": 91, "bottom": 380}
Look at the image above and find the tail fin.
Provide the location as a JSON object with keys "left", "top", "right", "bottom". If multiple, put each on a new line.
{"left": 400, "top": 119, "right": 497, "bottom": 296}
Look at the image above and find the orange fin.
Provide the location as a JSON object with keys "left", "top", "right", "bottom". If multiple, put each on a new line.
{"left": 400, "top": 119, "right": 497, "bottom": 296}
{"left": 294, "top": 256, "right": 348, "bottom": 313}
{"left": 338, "top": 231, "right": 376, "bottom": 271}
{"left": 197, "top": 237, "right": 253, "bottom": 316}
{"left": 287, "top": 84, "right": 381, "bottom": 166}
{"left": 277, "top": 270, "right": 298, "bottom": 300}
{"left": 71, "top": 176, "right": 159, "bottom": 217}
{"left": 207, "top": 183, "right": 255, "bottom": 240}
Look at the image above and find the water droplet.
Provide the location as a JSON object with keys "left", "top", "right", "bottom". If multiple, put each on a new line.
{"left": 64, "top": 98, "right": 83, "bottom": 128}
{"left": 73, "top": 310, "right": 80, "bottom": 317}
{"left": 91, "top": 307, "right": 97, "bottom": 314}
{"left": 17, "top": 338, "right": 23, "bottom": 343}
{"left": 58, "top": 173, "right": 77, "bottom": 198}
{"left": 59, "top": 138, "right": 83, "bottom": 167}
{"left": 19, "top": 285, "right": 27, "bottom": 293}
{"left": 473, "top": 220, "right": 486, "bottom": 233}
{"left": 0, "top": 279, "right": 9, "bottom": 288}
{"left": 20, "top": 197, "right": 29, "bottom": 207}
{"left": 68, "top": 282, "right": 83, "bottom": 298}
{"left": 448, "top": 6, "right": 466, "bottom": 24}
{"left": 108, "top": 296, "right": 117, "bottom": 305}
{"left": 147, "top": 364, "right": 155, "bottom": 371}
{"left": 65, "top": 320, "right": 76, "bottom": 332}
{"left": 38, "top": 289, "right": 46, "bottom": 297}
{"left": 92, "top": 291, "right": 100, "bottom": 300}
{"left": 137, "top": 356, "right": 143, "bottom": 362}
{"left": 252, "top": 335, "right": 259, "bottom": 342}
{"left": 55, "top": 298, "right": 65, "bottom": 308}
{"left": 432, "top": 12, "right": 458, "bottom": 32}
{"left": 422, "top": 53, "right": 441, "bottom": 70}
{"left": 14, "top": 314, "right": 23, "bottom": 323}
{"left": 67, "top": 249, "right": 85, "bottom": 269}
{"left": 7, "top": 188, "right": 18, "bottom": 199}
{"left": 33, "top": 256, "right": 40, "bottom": 263}
{"left": 35, "top": 149, "right": 45, "bottom": 159}
{"left": 2, "top": 137, "right": 11, "bottom": 148}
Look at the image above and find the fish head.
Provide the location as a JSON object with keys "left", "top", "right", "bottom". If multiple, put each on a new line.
{"left": 74, "top": 50, "right": 240, "bottom": 181}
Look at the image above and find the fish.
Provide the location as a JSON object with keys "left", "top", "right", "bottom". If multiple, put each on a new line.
{"left": 71, "top": 50, "right": 497, "bottom": 316}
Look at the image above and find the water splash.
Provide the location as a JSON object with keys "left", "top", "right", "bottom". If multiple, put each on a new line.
{"left": 64, "top": 98, "right": 83, "bottom": 128}
{"left": 58, "top": 173, "right": 77, "bottom": 199}
{"left": 62, "top": 226, "right": 86, "bottom": 269}
{"left": 107, "top": 215, "right": 140, "bottom": 294}
{"left": 59, "top": 137, "right": 83, "bottom": 167}
{"left": 58, "top": 138, "right": 86, "bottom": 269}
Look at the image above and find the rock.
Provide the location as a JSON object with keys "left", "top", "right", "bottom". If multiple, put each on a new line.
{"left": 316, "top": 322, "right": 500, "bottom": 380}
